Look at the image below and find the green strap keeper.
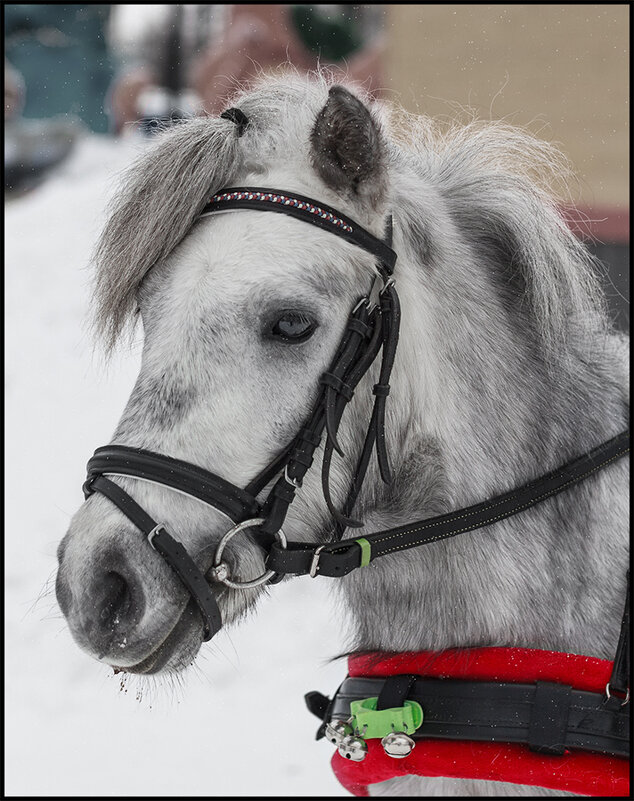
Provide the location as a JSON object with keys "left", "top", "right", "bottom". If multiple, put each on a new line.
{"left": 356, "top": 537, "right": 372, "bottom": 567}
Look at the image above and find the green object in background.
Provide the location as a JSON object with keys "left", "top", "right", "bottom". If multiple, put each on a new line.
{"left": 4, "top": 4, "right": 114, "bottom": 133}
{"left": 349, "top": 697, "right": 424, "bottom": 740}
{"left": 291, "top": 5, "right": 363, "bottom": 62}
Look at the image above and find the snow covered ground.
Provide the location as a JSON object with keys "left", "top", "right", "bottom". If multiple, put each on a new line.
{"left": 5, "top": 133, "right": 349, "bottom": 796}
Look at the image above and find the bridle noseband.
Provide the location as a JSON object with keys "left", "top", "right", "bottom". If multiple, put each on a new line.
{"left": 83, "top": 186, "right": 400, "bottom": 640}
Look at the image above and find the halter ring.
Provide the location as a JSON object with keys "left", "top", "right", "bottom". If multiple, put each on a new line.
{"left": 212, "top": 518, "right": 287, "bottom": 589}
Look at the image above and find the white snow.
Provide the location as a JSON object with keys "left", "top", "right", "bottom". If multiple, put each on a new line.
{"left": 5, "top": 133, "right": 349, "bottom": 796}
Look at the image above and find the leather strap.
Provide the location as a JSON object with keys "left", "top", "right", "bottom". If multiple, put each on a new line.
{"left": 376, "top": 674, "right": 418, "bottom": 711}
{"left": 609, "top": 570, "right": 631, "bottom": 696}
{"left": 528, "top": 682, "right": 573, "bottom": 755}
{"left": 326, "top": 675, "right": 630, "bottom": 758}
{"left": 267, "top": 430, "right": 630, "bottom": 576}
{"left": 259, "top": 298, "right": 386, "bottom": 536}
{"left": 86, "top": 445, "right": 261, "bottom": 523}
{"left": 202, "top": 187, "right": 397, "bottom": 275}
{"left": 87, "top": 476, "right": 222, "bottom": 641}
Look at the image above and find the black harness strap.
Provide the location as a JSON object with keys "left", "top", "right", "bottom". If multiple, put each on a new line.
{"left": 267, "top": 430, "right": 630, "bottom": 576}
{"left": 202, "top": 187, "right": 397, "bottom": 274}
{"left": 528, "top": 682, "right": 573, "bottom": 755}
{"left": 257, "top": 296, "right": 387, "bottom": 538}
{"left": 322, "top": 675, "right": 630, "bottom": 758}
{"left": 331, "top": 283, "right": 401, "bottom": 539}
{"left": 88, "top": 476, "right": 222, "bottom": 641}
{"left": 609, "top": 570, "right": 631, "bottom": 697}
{"left": 376, "top": 674, "right": 418, "bottom": 712}
{"left": 86, "top": 445, "right": 261, "bottom": 523}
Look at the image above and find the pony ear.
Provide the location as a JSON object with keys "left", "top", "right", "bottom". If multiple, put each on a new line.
{"left": 310, "top": 85, "right": 387, "bottom": 208}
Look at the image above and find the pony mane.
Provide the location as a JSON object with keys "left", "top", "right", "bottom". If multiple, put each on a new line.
{"left": 386, "top": 108, "right": 610, "bottom": 355}
{"left": 92, "top": 69, "right": 611, "bottom": 357}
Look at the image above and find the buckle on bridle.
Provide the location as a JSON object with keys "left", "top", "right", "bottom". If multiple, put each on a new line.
{"left": 147, "top": 524, "right": 166, "bottom": 550}
{"left": 352, "top": 296, "right": 372, "bottom": 314}
{"left": 309, "top": 545, "right": 326, "bottom": 578}
{"left": 605, "top": 682, "right": 630, "bottom": 706}
{"left": 284, "top": 465, "right": 302, "bottom": 489}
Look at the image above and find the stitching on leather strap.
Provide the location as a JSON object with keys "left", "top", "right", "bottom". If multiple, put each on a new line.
{"left": 375, "top": 448, "right": 629, "bottom": 556}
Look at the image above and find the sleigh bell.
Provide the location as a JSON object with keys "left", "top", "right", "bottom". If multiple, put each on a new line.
{"left": 338, "top": 733, "right": 368, "bottom": 761}
{"left": 325, "top": 718, "right": 354, "bottom": 746}
{"left": 380, "top": 730, "right": 416, "bottom": 758}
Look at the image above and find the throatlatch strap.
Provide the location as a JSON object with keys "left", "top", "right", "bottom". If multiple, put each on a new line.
{"left": 86, "top": 476, "right": 222, "bottom": 640}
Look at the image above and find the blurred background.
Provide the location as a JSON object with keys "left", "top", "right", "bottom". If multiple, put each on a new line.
{"left": 5, "top": 4, "right": 629, "bottom": 798}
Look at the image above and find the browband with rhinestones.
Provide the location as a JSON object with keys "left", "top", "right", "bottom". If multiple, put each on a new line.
{"left": 201, "top": 186, "right": 397, "bottom": 275}
{"left": 208, "top": 190, "right": 354, "bottom": 232}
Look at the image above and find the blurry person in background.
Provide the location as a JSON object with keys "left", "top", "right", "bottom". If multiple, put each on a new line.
{"left": 107, "top": 3, "right": 386, "bottom": 134}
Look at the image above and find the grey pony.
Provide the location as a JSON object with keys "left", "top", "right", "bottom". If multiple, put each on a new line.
{"left": 56, "top": 71, "right": 629, "bottom": 796}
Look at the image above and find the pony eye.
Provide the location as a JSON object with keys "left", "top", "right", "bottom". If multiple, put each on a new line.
{"left": 270, "top": 310, "right": 317, "bottom": 343}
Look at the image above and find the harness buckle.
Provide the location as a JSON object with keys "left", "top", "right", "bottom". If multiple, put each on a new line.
{"left": 352, "top": 296, "right": 371, "bottom": 314}
{"left": 284, "top": 465, "right": 302, "bottom": 489}
{"left": 147, "top": 524, "right": 166, "bottom": 550}
{"left": 309, "top": 545, "right": 326, "bottom": 578}
{"left": 605, "top": 682, "right": 630, "bottom": 706}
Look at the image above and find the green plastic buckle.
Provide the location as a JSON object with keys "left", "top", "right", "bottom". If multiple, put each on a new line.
{"left": 349, "top": 696, "right": 424, "bottom": 740}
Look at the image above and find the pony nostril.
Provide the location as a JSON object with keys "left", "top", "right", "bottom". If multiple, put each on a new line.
{"left": 98, "top": 571, "right": 133, "bottom": 629}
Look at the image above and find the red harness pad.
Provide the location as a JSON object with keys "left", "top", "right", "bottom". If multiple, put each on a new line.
{"left": 331, "top": 647, "right": 630, "bottom": 797}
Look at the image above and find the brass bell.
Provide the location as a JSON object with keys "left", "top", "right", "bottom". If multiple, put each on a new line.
{"left": 380, "top": 730, "right": 416, "bottom": 758}
{"left": 338, "top": 733, "right": 368, "bottom": 761}
{"left": 325, "top": 718, "right": 353, "bottom": 747}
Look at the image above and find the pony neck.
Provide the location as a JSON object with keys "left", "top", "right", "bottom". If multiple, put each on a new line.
{"left": 332, "top": 220, "right": 628, "bottom": 657}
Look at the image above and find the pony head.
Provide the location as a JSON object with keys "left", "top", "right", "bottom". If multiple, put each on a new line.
{"left": 56, "top": 76, "right": 394, "bottom": 673}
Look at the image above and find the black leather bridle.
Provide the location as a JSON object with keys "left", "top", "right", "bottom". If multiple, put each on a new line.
{"left": 84, "top": 187, "right": 400, "bottom": 640}
{"left": 83, "top": 186, "right": 630, "bottom": 646}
